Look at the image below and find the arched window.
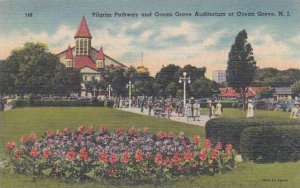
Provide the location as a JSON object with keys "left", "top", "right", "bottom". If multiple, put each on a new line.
{"left": 76, "top": 40, "right": 79, "bottom": 54}
{"left": 80, "top": 39, "right": 83, "bottom": 54}
{"left": 84, "top": 40, "right": 87, "bottom": 54}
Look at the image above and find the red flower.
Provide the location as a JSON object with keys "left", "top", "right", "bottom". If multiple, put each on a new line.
{"left": 99, "top": 151, "right": 108, "bottom": 164}
{"left": 172, "top": 152, "right": 181, "bottom": 164}
{"left": 116, "top": 127, "right": 123, "bottom": 134}
{"left": 20, "top": 136, "right": 27, "bottom": 145}
{"left": 86, "top": 127, "right": 93, "bottom": 135}
{"left": 100, "top": 126, "right": 107, "bottom": 134}
{"left": 46, "top": 130, "right": 53, "bottom": 137}
{"left": 215, "top": 142, "right": 222, "bottom": 150}
{"left": 79, "top": 148, "right": 89, "bottom": 161}
{"left": 184, "top": 150, "right": 194, "bottom": 162}
{"left": 14, "top": 150, "right": 21, "bottom": 158}
{"left": 135, "top": 149, "right": 143, "bottom": 163}
{"left": 6, "top": 140, "right": 15, "bottom": 150}
{"left": 168, "top": 132, "right": 175, "bottom": 138}
{"left": 43, "top": 148, "right": 52, "bottom": 159}
{"left": 29, "top": 133, "right": 36, "bottom": 142}
{"left": 178, "top": 164, "right": 184, "bottom": 171}
{"left": 66, "top": 149, "right": 75, "bottom": 161}
{"left": 121, "top": 151, "right": 130, "bottom": 164}
{"left": 192, "top": 135, "right": 201, "bottom": 145}
{"left": 109, "top": 153, "right": 118, "bottom": 165}
{"left": 143, "top": 127, "right": 149, "bottom": 132}
{"left": 128, "top": 127, "right": 137, "bottom": 136}
{"left": 56, "top": 130, "right": 62, "bottom": 136}
{"left": 163, "top": 157, "right": 172, "bottom": 168}
{"left": 78, "top": 125, "right": 84, "bottom": 133}
{"left": 199, "top": 149, "right": 207, "bottom": 161}
{"left": 72, "top": 132, "right": 78, "bottom": 140}
{"left": 154, "top": 152, "right": 163, "bottom": 165}
{"left": 204, "top": 139, "right": 212, "bottom": 149}
{"left": 29, "top": 147, "right": 38, "bottom": 158}
{"left": 64, "top": 128, "right": 70, "bottom": 135}
{"left": 211, "top": 149, "right": 219, "bottom": 160}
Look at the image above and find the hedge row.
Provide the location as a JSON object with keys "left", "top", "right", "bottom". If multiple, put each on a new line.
{"left": 240, "top": 125, "right": 300, "bottom": 162}
{"left": 205, "top": 118, "right": 300, "bottom": 152}
{"left": 12, "top": 99, "right": 114, "bottom": 108}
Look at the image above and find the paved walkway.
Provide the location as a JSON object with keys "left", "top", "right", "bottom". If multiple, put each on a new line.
{"left": 119, "top": 107, "right": 212, "bottom": 127}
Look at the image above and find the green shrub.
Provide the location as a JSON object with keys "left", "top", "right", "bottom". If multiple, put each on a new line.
{"left": 12, "top": 99, "right": 31, "bottom": 108}
{"left": 240, "top": 125, "right": 300, "bottom": 162}
{"left": 205, "top": 118, "right": 300, "bottom": 151}
{"left": 105, "top": 100, "right": 114, "bottom": 108}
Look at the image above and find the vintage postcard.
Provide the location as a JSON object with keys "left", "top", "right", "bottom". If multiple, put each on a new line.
{"left": 0, "top": 0, "right": 300, "bottom": 187}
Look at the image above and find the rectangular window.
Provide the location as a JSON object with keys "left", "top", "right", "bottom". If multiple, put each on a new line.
{"left": 84, "top": 76, "right": 87, "bottom": 81}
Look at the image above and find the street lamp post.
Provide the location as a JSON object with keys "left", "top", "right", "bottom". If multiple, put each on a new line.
{"left": 179, "top": 72, "right": 191, "bottom": 109}
{"left": 126, "top": 81, "right": 134, "bottom": 108}
{"left": 107, "top": 85, "right": 113, "bottom": 99}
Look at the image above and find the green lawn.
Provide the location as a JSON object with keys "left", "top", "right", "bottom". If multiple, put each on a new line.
{"left": 0, "top": 107, "right": 299, "bottom": 188}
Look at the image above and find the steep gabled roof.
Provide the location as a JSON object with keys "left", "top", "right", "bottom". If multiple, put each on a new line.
{"left": 65, "top": 45, "right": 74, "bottom": 59}
{"left": 74, "top": 56, "right": 97, "bottom": 71}
{"left": 96, "top": 47, "right": 105, "bottom": 60}
{"left": 74, "top": 16, "right": 92, "bottom": 39}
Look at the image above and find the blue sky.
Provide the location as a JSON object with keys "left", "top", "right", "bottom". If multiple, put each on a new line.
{"left": 0, "top": 0, "right": 299, "bottom": 77}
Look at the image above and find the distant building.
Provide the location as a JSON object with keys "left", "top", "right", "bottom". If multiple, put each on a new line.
{"left": 212, "top": 70, "right": 226, "bottom": 83}
{"left": 273, "top": 87, "right": 293, "bottom": 101}
{"left": 56, "top": 16, "right": 126, "bottom": 97}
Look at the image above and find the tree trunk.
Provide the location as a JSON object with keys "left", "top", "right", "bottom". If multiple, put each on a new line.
{"left": 240, "top": 88, "right": 248, "bottom": 111}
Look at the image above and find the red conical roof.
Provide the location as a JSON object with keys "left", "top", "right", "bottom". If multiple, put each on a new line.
{"left": 74, "top": 16, "right": 92, "bottom": 39}
{"left": 65, "top": 45, "right": 74, "bottom": 59}
{"left": 97, "top": 47, "right": 105, "bottom": 60}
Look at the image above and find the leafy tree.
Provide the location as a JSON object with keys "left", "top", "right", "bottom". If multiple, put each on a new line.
{"left": 190, "top": 78, "right": 218, "bottom": 98}
{"left": 291, "top": 81, "right": 300, "bottom": 96}
{"left": 0, "top": 42, "right": 81, "bottom": 96}
{"left": 256, "top": 88, "right": 274, "bottom": 99}
{"left": 84, "top": 79, "right": 101, "bottom": 97}
{"left": 227, "top": 29, "right": 257, "bottom": 110}
{"left": 154, "top": 64, "right": 181, "bottom": 97}
{"left": 254, "top": 68, "right": 300, "bottom": 87}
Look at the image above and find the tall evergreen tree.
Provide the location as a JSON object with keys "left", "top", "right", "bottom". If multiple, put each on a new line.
{"left": 227, "top": 29, "right": 257, "bottom": 110}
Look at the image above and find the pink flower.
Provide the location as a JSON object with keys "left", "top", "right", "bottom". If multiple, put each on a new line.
{"left": 79, "top": 148, "right": 89, "bottom": 161}
{"left": 199, "top": 149, "right": 207, "bottom": 161}
{"left": 215, "top": 142, "right": 222, "bottom": 150}
{"left": 6, "top": 140, "right": 15, "bottom": 150}
{"left": 78, "top": 125, "right": 84, "bottom": 133}
{"left": 66, "top": 149, "right": 75, "bottom": 161}
{"left": 135, "top": 149, "right": 143, "bottom": 163}
{"left": 109, "top": 153, "right": 118, "bottom": 165}
{"left": 99, "top": 151, "right": 108, "bottom": 164}
{"left": 204, "top": 139, "right": 212, "bottom": 149}
{"left": 154, "top": 152, "right": 163, "bottom": 165}
{"left": 192, "top": 135, "right": 201, "bottom": 145}
{"left": 184, "top": 150, "right": 194, "bottom": 162}
{"left": 42, "top": 148, "right": 52, "bottom": 159}
{"left": 46, "top": 130, "right": 53, "bottom": 137}
{"left": 121, "top": 151, "right": 130, "bottom": 164}
{"left": 29, "top": 147, "right": 38, "bottom": 158}
{"left": 211, "top": 149, "right": 219, "bottom": 160}
{"left": 64, "top": 128, "right": 70, "bottom": 135}
{"left": 117, "top": 127, "right": 123, "bottom": 134}
{"left": 29, "top": 133, "right": 36, "bottom": 142}
{"left": 14, "top": 150, "right": 21, "bottom": 158}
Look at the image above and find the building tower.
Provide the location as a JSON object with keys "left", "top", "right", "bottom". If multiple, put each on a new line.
{"left": 65, "top": 45, "right": 74, "bottom": 68}
{"left": 74, "top": 16, "right": 92, "bottom": 56}
{"left": 96, "top": 47, "right": 105, "bottom": 69}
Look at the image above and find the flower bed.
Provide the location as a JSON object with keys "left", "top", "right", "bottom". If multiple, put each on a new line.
{"left": 6, "top": 126, "right": 235, "bottom": 184}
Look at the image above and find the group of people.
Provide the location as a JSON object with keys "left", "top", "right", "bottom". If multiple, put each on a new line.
{"left": 207, "top": 101, "right": 223, "bottom": 119}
